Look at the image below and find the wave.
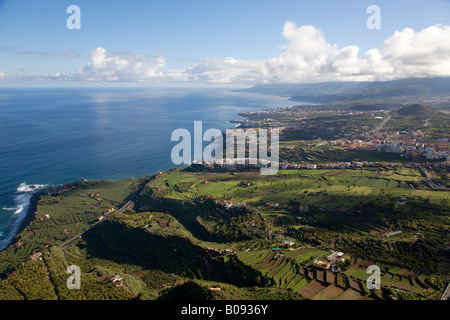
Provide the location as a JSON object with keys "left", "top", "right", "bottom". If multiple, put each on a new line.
{"left": 17, "top": 182, "right": 46, "bottom": 193}
{"left": 13, "top": 193, "right": 33, "bottom": 215}
{"left": 0, "top": 182, "right": 46, "bottom": 251}
{"left": 12, "top": 183, "right": 46, "bottom": 215}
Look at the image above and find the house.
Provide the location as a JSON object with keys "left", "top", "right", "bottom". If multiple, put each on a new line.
{"left": 396, "top": 198, "right": 407, "bottom": 206}
{"left": 326, "top": 251, "right": 344, "bottom": 262}
{"left": 111, "top": 275, "right": 124, "bottom": 286}
{"left": 112, "top": 275, "right": 123, "bottom": 283}
{"left": 299, "top": 205, "right": 309, "bottom": 213}
{"left": 383, "top": 231, "right": 403, "bottom": 237}
{"left": 30, "top": 252, "right": 43, "bottom": 261}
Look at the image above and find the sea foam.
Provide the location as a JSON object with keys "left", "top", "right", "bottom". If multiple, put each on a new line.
{"left": 0, "top": 182, "right": 46, "bottom": 251}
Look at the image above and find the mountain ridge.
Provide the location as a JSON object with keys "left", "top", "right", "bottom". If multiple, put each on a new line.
{"left": 235, "top": 77, "right": 450, "bottom": 105}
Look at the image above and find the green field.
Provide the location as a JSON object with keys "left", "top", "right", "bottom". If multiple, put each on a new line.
{"left": 0, "top": 164, "right": 448, "bottom": 300}
{"left": 146, "top": 167, "right": 448, "bottom": 211}
{"left": 0, "top": 178, "right": 148, "bottom": 277}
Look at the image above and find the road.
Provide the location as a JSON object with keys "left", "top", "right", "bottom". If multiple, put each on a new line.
{"left": 116, "top": 200, "right": 133, "bottom": 214}
{"left": 58, "top": 175, "right": 158, "bottom": 249}
{"left": 441, "top": 283, "right": 450, "bottom": 300}
{"left": 371, "top": 113, "right": 392, "bottom": 132}
{"left": 58, "top": 200, "right": 133, "bottom": 248}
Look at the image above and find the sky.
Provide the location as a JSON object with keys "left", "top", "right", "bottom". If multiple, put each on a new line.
{"left": 0, "top": 0, "right": 450, "bottom": 86}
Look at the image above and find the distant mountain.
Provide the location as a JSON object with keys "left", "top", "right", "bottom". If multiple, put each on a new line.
{"left": 395, "top": 104, "right": 436, "bottom": 116}
{"left": 235, "top": 77, "right": 450, "bottom": 104}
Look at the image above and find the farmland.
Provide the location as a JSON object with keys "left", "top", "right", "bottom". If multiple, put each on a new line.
{"left": 144, "top": 166, "right": 448, "bottom": 210}
{"left": 0, "top": 177, "right": 150, "bottom": 277}
{"left": 0, "top": 163, "right": 448, "bottom": 300}
{"left": 235, "top": 248, "right": 442, "bottom": 300}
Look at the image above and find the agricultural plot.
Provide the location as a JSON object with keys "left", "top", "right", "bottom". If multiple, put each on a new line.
{"left": 0, "top": 178, "right": 145, "bottom": 276}
{"left": 237, "top": 250, "right": 312, "bottom": 290}
{"left": 345, "top": 259, "right": 429, "bottom": 296}
{"left": 0, "top": 157, "right": 447, "bottom": 300}
{"left": 235, "top": 250, "right": 268, "bottom": 266}
{"left": 237, "top": 248, "right": 369, "bottom": 299}
{"left": 335, "top": 288, "right": 366, "bottom": 300}
{"left": 147, "top": 167, "right": 448, "bottom": 213}
{"left": 297, "top": 280, "right": 328, "bottom": 298}
{"left": 312, "top": 285, "right": 346, "bottom": 300}
{"left": 344, "top": 267, "right": 370, "bottom": 281}
{"left": 283, "top": 248, "right": 329, "bottom": 264}
{"left": 387, "top": 266, "right": 403, "bottom": 274}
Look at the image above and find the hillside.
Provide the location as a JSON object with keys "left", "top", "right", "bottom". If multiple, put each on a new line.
{"left": 396, "top": 104, "right": 436, "bottom": 116}
{"left": 235, "top": 77, "right": 450, "bottom": 105}
{"left": 0, "top": 166, "right": 448, "bottom": 300}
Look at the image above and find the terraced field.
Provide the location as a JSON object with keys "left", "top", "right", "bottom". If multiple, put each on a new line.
{"left": 147, "top": 167, "right": 448, "bottom": 211}
{"left": 237, "top": 249, "right": 370, "bottom": 299}
{"left": 344, "top": 258, "right": 434, "bottom": 297}
{"left": 0, "top": 178, "right": 148, "bottom": 276}
{"left": 2, "top": 163, "right": 446, "bottom": 300}
{"left": 236, "top": 248, "right": 444, "bottom": 300}
{"left": 238, "top": 250, "right": 311, "bottom": 291}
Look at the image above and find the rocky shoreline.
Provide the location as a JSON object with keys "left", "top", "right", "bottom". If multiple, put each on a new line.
{"left": 11, "top": 192, "right": 42, "bottom": 247}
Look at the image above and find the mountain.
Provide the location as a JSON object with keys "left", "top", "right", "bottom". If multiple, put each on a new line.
{"left": 235, "top": 77, "right": 450, "bottom": 104}
{"left": 395, "top": 104, "right": 436, "bottom": 116}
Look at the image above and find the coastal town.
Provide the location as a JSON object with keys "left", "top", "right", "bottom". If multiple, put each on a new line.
{"left": 236, "top": 104, "right": 450, "bottom": 162}
{"left": 193, "top": 104, "right": 450, "bottom": 195}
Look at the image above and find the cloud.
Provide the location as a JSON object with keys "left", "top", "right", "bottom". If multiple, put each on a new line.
{"left": 380, "top": 25, "right": 450, "bottom": 77}
{"left": 162, "top": 22, "right": 450, "bottom": 83}
{"left": 78, "top": 47, "right": 166, "bottom": 81}
{"left": 16, "top": 50, "right": 81, "bottom": 59}
{"left": 0, "top": 70, "right": 73, "bottom": 82}
{"left": 2, "top": 22, "right": 450, "bottom": 84}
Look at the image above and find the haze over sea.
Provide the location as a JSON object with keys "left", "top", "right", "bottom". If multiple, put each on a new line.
{"left": 0, "top": 87, "right": 300, "bottom": 250}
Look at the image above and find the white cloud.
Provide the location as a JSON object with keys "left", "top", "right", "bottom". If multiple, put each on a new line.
{"left": 163, "top": 21, "right": 450, "bottom": 83}
{"left": 15, "top": 49, "right": 81, "bottom": 59}
{"left": 2, "top": 22, "right": 450, "bottom": 84}
{"left": 380, "top": 25, "right": 450, "bottom": 77}
{"left": 78, "top": 47, "right": 166, "bottom": 81}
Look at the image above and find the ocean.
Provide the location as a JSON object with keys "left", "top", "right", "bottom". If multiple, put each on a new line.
{"left": 0, "top": 87, "right": 299, "bottom": 250}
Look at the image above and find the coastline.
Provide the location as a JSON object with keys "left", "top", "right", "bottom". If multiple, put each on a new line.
{"left": 0, "top": 192, "right": 42, "bottom": 251}
{"left": 0, "top": 101, "right": 264, "bottom": 253}
{"left": 15, "top": 192, "right": 41, "bottom": 242}
{"left": 0, "top": 125, "right": 243, "bottom": 252}
{"left": 0, "top": 88, "right": 297, "bottom": 254}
